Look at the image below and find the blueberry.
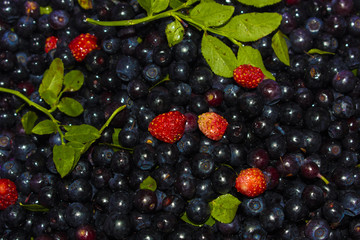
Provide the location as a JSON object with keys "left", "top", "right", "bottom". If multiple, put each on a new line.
{"left": 116, "top": 55, "right": 141, "bottom": 82}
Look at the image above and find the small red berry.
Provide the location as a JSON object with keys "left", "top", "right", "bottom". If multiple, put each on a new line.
{"left": 44, "top": 36, "right": 58, "bottom": 53}
{"left": 148, "top": 111, "right": 187, "bottom": 144}
{"left": 68, "top": 33, "right": 99, "bottom": 62}
{"left": 0, "top": 179, "right": 18, "bottom": 210}
{"left": 198, "top": 112, "right": 228, "bottom": 141}
{"left": 235, "top": 168, "right": 266, "bottom": 198}
{"left": 233, "top": 64, "right": 265, "bottom": 89}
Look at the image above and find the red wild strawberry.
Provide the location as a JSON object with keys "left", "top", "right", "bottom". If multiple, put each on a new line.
{"left": 148, "top": 111, "right": 187, "bottom": 144}
{"left": 0, "top": 179, "right": 18, "bottom": 210}
{"left": 233, "top": 64, "right": 265, "bottom": 89}
{"left": 235, "top": 168, "right": 266, "bottom": 198}
{"left": 198, "top": 112, "right": 228, "bottom": 141}
{"left": 44, "top": 36, "right": 58, "bottom": 53}
{"left": 68, "top": 33, "right": 99, "bottom": 62}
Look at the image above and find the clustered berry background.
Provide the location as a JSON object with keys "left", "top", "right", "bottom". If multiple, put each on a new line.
{"left": 0, "top": 0, "right": 360, "bottom": 239}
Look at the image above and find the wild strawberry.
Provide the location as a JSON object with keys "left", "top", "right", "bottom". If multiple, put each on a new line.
{"left": 198, "top": 112, "right": 228, "bottom": 141}
{"left": 235, "top": 168, "right": 266, "bottom": 198}
{"left": 148, "top": 111, "right": 187, "bottom": 144}
{"left": 233, "top": 64, "right": 265, "bottom": 89}
{"left": 68, "top": 33, "right": 99, "bottom": 62}
{"left": 0, "top": 179, "right": 18, "bottom": 210}
{"left": 44, "top": 36, "right": 58, "bottom": 53}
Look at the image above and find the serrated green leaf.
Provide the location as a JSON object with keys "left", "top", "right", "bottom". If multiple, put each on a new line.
{"left": 66, "top": 141, "right": 85, "bottom": 169}
{"left": 271, "top": 30, "right": 290, "bottom": 66}
{"left": 169, "top": 0, "right": 184, "bottom": 8}
{"left": 63, "top": 70, "right": 84, "bottom": 92}
{"left": 21, "top": 111, "right": 38, "bottom": 134}
{"left": 166, "top": 20, "right": 185, "bottom": 47}
{"left": 237, "top": 45, "right": 275, "bottom": 80}
{"left": 64, "top": 124, "right": 100, "bottom": 143}
{"left": 201, "top": 34, "right": 237, "bottom": 78}
{"left": 138, "top": 0, "right": 170, "bottom": 15}
{"left": 181, "top": 213, "right": 216, "bottom": 227}
{"left": 210, "top": 194, "right": 241, "bottom": 223}
{"left": 140, "top": 176, "right": 157, "bottom": 191}
{"left": 307, "top": 49, "right": 336, "bottom": 55}
{"left": 53, "top": 144, "right": 75, "bottom": 178}
{"left": 112, "top": 128, "right": 122, "bottom": 145}
{"left": 218, "top": 12, "right": 282, "bottom": 42}
{"left": 39, "top": 58, "right": 64, "bottom": 100}
{"left": 57, "top": 97, "right": 84, "bottom": 117}
{"left": 19, "top": 203, "right": 49, "bottom": 212}
{"left": 236, "top": 0, "right": 281, "bottom": 7}
{"left": 32, "top": 120, "right": 57, "bottom": 135}
{"left": 190, "top": 2, "right": 234, "bottom": 27}
{"left": 41, "top": 89, "right": 58, "bottom": 107}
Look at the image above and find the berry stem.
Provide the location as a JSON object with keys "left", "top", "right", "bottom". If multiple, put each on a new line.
{"left": 318, "top": 173, "right": 330, "bottom": 185}
{"left": 98, "top": 105, "right": 127, "bottom": 135}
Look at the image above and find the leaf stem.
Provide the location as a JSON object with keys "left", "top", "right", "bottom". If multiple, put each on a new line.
{"left": 98, "top": 105, "right": 127, "bottom": 135}
{"left": 0, "top": 87, "right": 65, "bottom": 144}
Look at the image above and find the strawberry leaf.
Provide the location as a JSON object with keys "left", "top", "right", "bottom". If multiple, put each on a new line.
{"left": 39, "top": 58, "right": 64, "bottom": 100}
{"left": 189, "top": 2, "right": 234, "bottom": 27}
{"left": 210, "top": 194, "right": 241, "bottom": 223}
{"left": 32, "top": 120, "right": 58, "bottom": 135}
{"left": 237, "top": 45, "right": 275, "bottom": 80}
{"left": 112, "top": 128, "right": 122, "bottom": 145}
{"left": 218, "top": 12, "right": 282, "bottom": 42}
{"left": 138, "top": 0, "right": 170, "bottom": 16}
{"left": 41, "top": 89, "right": 58, "bottom": 107}
{"left": 236, "top": 0, "right": 281, "bottom": 8}
{"left": 64, "top": 124, "right": 100, "bottom": 143}
{"left": 53, "top": 144, "right": 75, "bottom": 178}
{"left": 66, "top": 141, "right": 85, "bottom": 169}
{"left": 57, "top": 97, "right": 84, "bottom": 117}
{"left": 140, "top": 176, "right": 157, "bottom": 191}
{"left": 169, "top": 0, "right": 184, "bottom": 8}
{"left": 63, "top": 70, "right": 84, "bottom": 92}
{"left": 19, "top": 203, "right": 49, "bottom": 212}
{"left": 271, "top": 30, "right": 290, "bottom": 66}
{"left": 166, "top": 19, "right": 185, "bottom": 47}
{"left": 21, "top": 111, "right": 38, "bottom": 135}
{"left": 201, "top": 34, "right": 237, "bottom": 78}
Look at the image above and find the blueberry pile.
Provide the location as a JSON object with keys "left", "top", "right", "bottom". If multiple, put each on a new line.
{"left": 1, "top": 0, "right": 360, "bottom": 239}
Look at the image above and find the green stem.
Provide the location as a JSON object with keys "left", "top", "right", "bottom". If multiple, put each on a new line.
{"left": 98, "top": 105, "right": 127, "bottom": 135}
{"left": 0, "top": 87, "right": 65, "bottom": 144}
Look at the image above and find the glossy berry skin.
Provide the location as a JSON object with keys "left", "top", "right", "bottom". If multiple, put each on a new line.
{"left": 0, "top": 179, "right": 18, "bottom": 210}
{"left": 49, "top": 10, "right": 70, "bottom": 30}
{"left": 148, "top": 111, "right": 186, "bottom": 144}
{"left": 304, "top": 218, "right": 330, "bottom": 240}
{"left": 133, "top": 189, "right": 157, "bottom": 213}
{"left": 235, "top": 168, "right": 266, "bottom": 198}
{"left": 45, "top": 36, "right": 58, "bottom": 53}
{"left": 68, "top": 33, "right": 100, "bottom": 62}
{"left": 233, "top": 64, "right": 265, "bottom": 89}
{"left": 197, "top": 112, "right": 228, "bottom": 141}
{"left": 185, "top": 198, "right": 211, "bottom": 225}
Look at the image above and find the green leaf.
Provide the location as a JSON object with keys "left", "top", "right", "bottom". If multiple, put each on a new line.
{"left": 39, "top": 58, "right": 64, "bottom": 100}
{"left": 210, "top": 194, "right": 241, "bottom": 223}
{"left": 307, "top": 48, "right": 336, "bottom": 55}
{"left": 352, "top": 69, "right": 358, "bottom": 77}
{"left": 181, "top": 213, "right": 216, "bottom": 227}
{"left": 237, "top": 45, "right": 275, "bottom": 80}
{"left": 53, "top": 144, "right": 75, "bottom": 178}
{"left": 140, "top": 176, "right": 157, "bottom": 191}
{"left": 66, "top": 141, "right": 85, "bottom": 168}
{"left": 166, "top": 19, "right": 185, "bottom": 47}
{"left": 201, "top": 34, "right": 237, "bottom": 78}
{"left": 138, "top": 0, "right": 170, "bottom": 15}
{"left": 64, "top": 124, "right": 100, "bottom": 143}
{"left": 41, "top": 89, "right": 58, "bottom": 107}
{"left": 236, "top": 0, "right": 281, "bottom": 7}
{"left": 169, "top": 0, "right": 184, "bottom": 8}
{"left": 57, "top": 97, "right": 84, "bottom": 117}
{"left": 63, "top": 70, "right": 84, "bottom": 92}
{"left": 271, "top": 30, "right": 290, "bottom": 66}
{"left": 32, "top": 120, "right": 58, "bottom": 135}
{"left": 189, "top": 2, "right": 234, "bottom": 27}
{"left": 112, "top": 128, "right": 122, "bottom": 145}
{"left": 21, "top": 111, "right": 38, "bottom": 134}
{"left": 19, "top": 203, "right": 49, "bottom": 212}
{"left": 218, "top": 12, "right": 282, "bottom": 42}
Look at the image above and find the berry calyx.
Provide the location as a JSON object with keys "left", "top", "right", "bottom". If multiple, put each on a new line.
{"left": 68, "top": 33, "right": 99, "bottom": 62}
{"left": 198, "top": 112, "right": 228, "bottom": 141}
{"left": 235, "top": 168, "right": 266, "bottom": 198}
{"left": 233, "top": 64, "right": 265, "bottom": 89}
{"left": 148, "top": 111, "right": 187, "bottom": 144}
{"left": 0, "top": 179, "right": 18, "bottom": 210}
